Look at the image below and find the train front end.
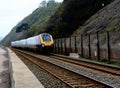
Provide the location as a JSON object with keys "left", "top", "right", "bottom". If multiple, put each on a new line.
{"left": 40, "top": 33, "right": 54, "bottom": 53}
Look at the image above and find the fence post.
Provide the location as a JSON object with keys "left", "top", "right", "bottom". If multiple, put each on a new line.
{"left": 88, "top": 34, "right": 91, "bottom": 58}
{"left": 54, "top": 40, "right": 56, "bottom": 54}
{"left": 96, "top": 32, "right": 100, "bottom": 61}
{"left": 61, "top": 38, "right": 63, "bottom": 54}
{"left": 58, "top": 39, "right": 60, "bottom": 54}
{"left": 107, "top": 31, "right": 111, "bottom": 62}
{"left": 81, "top": 35, "right": 83, "bottom": 57}
{"left": 74, "top": 36, "right": 77, "bottom": 53}
{"left": 55, "top": 39, "right": 58, "bottom": 54}
{"left": 64, "top": 38, "right": 67, "bottom": 55}
{"left": 70, "top": 37, "right": 71, "bottom": 53}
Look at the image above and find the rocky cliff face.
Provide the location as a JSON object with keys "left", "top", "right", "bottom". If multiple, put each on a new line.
{"left": 71, "top": 0, "right": 120, "bottom": 61}
{"left": 74, "top": 0, "right": 120, "bottom": 35}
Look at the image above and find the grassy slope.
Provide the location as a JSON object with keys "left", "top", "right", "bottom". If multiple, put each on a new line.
{"left": 1, "top": 4, "right": 60, "bottom": 45}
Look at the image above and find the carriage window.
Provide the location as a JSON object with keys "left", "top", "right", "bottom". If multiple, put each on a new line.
{"left": 42, "top": 34, "right": 51, "bottom": 42}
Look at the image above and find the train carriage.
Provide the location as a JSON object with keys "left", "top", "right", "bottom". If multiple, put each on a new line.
{"left": 11, "top": 33, "right": 54, "bottom": 54}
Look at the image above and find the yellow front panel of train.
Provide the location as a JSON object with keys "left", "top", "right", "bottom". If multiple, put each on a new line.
{"left": 40, "top": 34, "right": 54, "bottom": 46}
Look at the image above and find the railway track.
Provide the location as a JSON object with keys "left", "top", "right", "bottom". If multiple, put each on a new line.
{"left": 48, "top": 55, "right": 120, "bottom": 76}
{"left": 13, "top": 49, "right": 112, "bottom": 88}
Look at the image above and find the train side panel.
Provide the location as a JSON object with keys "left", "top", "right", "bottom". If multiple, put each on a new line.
{"left": 11, "top": 33, "right": 54, "bottom": 54}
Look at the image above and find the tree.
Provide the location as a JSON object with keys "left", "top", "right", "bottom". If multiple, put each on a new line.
{"left": 16, "top": 23, "right": 30, "bottom": 33}
{"left": 39, "top": 0, "right": 47, "bottom": 7}
{"left": 47, "top": 0, "right": 56, "bottom": 7}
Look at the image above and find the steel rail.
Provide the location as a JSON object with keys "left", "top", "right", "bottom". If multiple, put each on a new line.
{"left": 13, "top": 49, "right": 111, "bottom": 88}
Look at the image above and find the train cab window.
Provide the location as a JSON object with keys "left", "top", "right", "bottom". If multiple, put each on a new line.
{"left": 42, "top": 34, "right": 51, "bottom": 42}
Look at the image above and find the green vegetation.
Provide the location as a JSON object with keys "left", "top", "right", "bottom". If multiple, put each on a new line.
{"left": 45, "top": 0, "right": 113, "bottom": 38}
{"left": 25, "top": 4, "right": 60, "bottom": 37}
{"left": 80, "top": 57, "right": 120, "bottom": 66}
{"left": 1, "top": 2, "right": 60, "bottom": 45}
{"left": 100, "top": 59, "right": 120, "bottom": 66}
{"left": 108, "top": 25, "right": 120, "bottom": 32}
{"left": 2, "top": 0, "right": 113, "bottom": 45}
{"left": 108, "top": 61, "right": 120, "bottom": 66}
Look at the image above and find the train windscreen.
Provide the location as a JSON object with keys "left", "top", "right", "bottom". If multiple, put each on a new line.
{"left": 42, "top": 34, "right": 51, "bottom": 42}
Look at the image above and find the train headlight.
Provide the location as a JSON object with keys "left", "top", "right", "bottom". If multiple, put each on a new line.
{"left": 42, "top": 44, "right": 44, "bottom": 47}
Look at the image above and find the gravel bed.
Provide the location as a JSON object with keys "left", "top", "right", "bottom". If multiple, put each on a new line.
{"left": 15, "top": 50, "right": 120, "bottom": 88}
{"left": 34, "top": 55, "right": 120, "bottom": 88}
{"left": 19, "top": 56, "right": 70, "bottom": 88}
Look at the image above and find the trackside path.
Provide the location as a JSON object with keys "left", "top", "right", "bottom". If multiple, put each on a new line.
{"left": 0, "top": 46, "right": 10, "bottom": 88}
{"left": 7, "top": 48, "right": 44, "bottom": 88}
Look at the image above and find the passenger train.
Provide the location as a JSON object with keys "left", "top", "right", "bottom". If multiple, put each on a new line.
{"left": 11, "top": 33, "right": 54, "bottom": 54}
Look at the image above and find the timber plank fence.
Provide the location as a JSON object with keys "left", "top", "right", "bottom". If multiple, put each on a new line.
{"left": 53, "top": 32, "right": 120, "bottom": 62}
